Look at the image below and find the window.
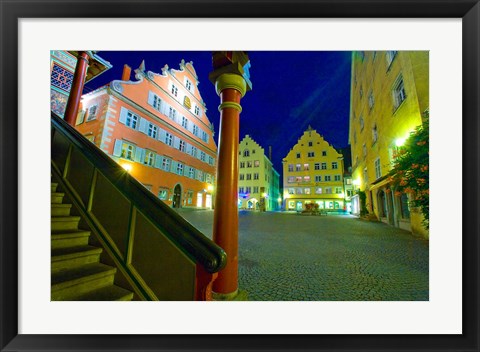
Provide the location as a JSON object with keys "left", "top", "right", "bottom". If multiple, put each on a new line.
{"left": 372, "top": 125, "right": 378, "bottom": 144}
{"left": 325, "top": 175, "right": 331, "bottom": 181}
{"left": 347, "top": 190, "right": 353, "bottom": 197}
{"left": 400, "top": 193, "right": 411, "bottom": 219}
{"left": 335, "top": 187, "right": 343, "bottom": 194}
{"left": 247, "top": 161, "right": 252, "bottom": 168}
{"left": 346, "top": 178, "right": 352, "bottom": 185}
{"left": 252, "top": 149, "right": 256, "bottom": 154}
{"left": 307, "top": 152, "right": 315, "bottom": 157}
{"left": 304, "top": 176, "right": 310, "bottom": 183}
{"left": 126, "top": 112, "right": 138, "bottom": 129}
{"left": 51, "top": 63, "right": 74, "bottom": 92}
{"left": 244, "top": 149, "right": 250, "bottom": 157}
{"left": 288, "top": 176, "right": 295, "bottom": 183}
{"left": 162, "top": 158, "right": 171, "bottom": 172}
{"left": 187, "top": 190, "right": 193, "bottom": 205}
{"left": 295, "top": 176, "right": 302, "bottom": 182}
{"left": 171, "top": 84, "right": 178, "bottom": 97}
{"left": 288, "top": 188, "right": 295, "bottom": 194}
{"left": 208, "top": 156, "right": 214, "bottom": 166}
{"left": 386, "top": 51, "right": 397, "bottom": 68}
{"left": 240, "top": 161, "right": 245, "bottom": 168}
{"left": 253, "top": 186, "right": 259, "bottom": 193}
{"left": 168, "top": 107, "right": 176, "bottom": 120}
{"left": 239, "top": 187, "right": 245, "bottom": 194}
{"left": 315, "top": 187, "right": 322, "bottom": 194}
{"left": 308, "top": 141, "right": 313, "bottom": 147}
{"left": 360, "top": 116, "right": 364, "bottom": 131}
{"left": 179, "top": 140, "right": 186, "bottom": 152}
{"left": 334, "top": 175, "right": 341, "bottom": 181}
{"left": 392, "top": 74, "right": 407, "bottom": 109}
{"left": 368, "top": 90, "right": 375, "bottom": 109}
{"left": 296, "top": 153, "right": 301, "bottom": 158}
{"left": 254, "top": 173, "right": 259, "bottom": 180}
{"left": 246, "top": 187, "right": 252, "bottom": 193}
{"left": 332, "top": 162, "right": 338, "bottom": 169}
{"left": 193, "top": 125, "right": 199, "bottom": 136}
{"left": 239, "top": 174, "right": 245, "bottom": 180}
{"left": 144, "top": 151, "right": 155, "bottom": 166}
{"left": 296, "top": 188, "right": 303, "bottom": 195}
{"left": 197, "top": 170, "right": 204, "bottom": 181}
{"left": 121, "top": 143, "right": 135, "bottom": 160}
{"left": 153, "top": 95, "right": 162, "bottom": 111}
{"left": 165, "top": 132, "right": 173, "bottom": 146}
{"left": 304, "top": 163, "right": 310, "bottom": 171}
{"left": 246, "top": 174, "right": 252, "bottom": 180}
{"left": 158, "top": 189, "right": 168, "bottom": 200}
{"left": 296, "top": 164, "right": 302, "bottom": 171}
{"left": 200, "top": 151, "right": 206, "bottom": 162}
{"left": 148, "top": 124, "right": 157, "bottom": 138}
{"left": 188, "top": 167, "right": 195, "bottom": 179}
{"left": 314, "top": 163, "right": 320, "bottom": 170}
{"left": 322, "top": 151, "right": 327, "bottom": 156}
{"left": 86, "top": 105, "right": 97, "bottom": 121}
{"left": 176, "top": 163, "right": 184, "bottom": 175}
{"left": 315, "top": 175, "right": 321, "bottom": 182}
{"left": 181, "top": 116, "right": 188, "bottom": 129}
{"left": 363, "top": 168, "right": 368, "bottom": 184}
{"left": 191, "top": 146, "right": 197, "bottom": 157}
{"left": 321, "top": 162, "right": 327, "bottom": 170}
{"left": 325, "top": 187, "right": 332, "bottom": 194}
{"left": 194, "top": 105, "right": 200, "bottom": 115}
{"left": 202, "top": 131, "right": 208, "bottom": 142}
{"left": 374, "top": 158, "right": 382, "bottom": 179}
{"left": 304, "top": 188, "right": 311, "bottom": 195}
{"left": 254, "top": 160, "right": 260, "bottom": 167}
{"left": 185, "top": 79, "right": 192, "bottom": 91}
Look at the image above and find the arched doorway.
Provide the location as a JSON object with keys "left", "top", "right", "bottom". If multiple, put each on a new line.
{"left": 172, "top": 184, "right": 182, "bottom": 208}
{"left": 378, "top": 190, "right": 387, "bottom": 218}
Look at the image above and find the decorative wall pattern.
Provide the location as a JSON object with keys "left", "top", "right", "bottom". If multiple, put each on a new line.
{"left": 51, "top": 89, "right": 68, "bottom": 117}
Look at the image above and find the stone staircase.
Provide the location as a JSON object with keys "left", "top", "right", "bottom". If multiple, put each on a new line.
{"left": 51, "top": 182, "right": 134, "bottom": 301}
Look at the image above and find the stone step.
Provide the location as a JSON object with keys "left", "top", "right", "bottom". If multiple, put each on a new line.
{"left": 51, "top": 192, "right": 65, "bottom": 204}
{"left": 69, "top": 285, "right": 134, "bottom": 301}
{"left": 51, "top": 263, "right": 116, "bottom": 301}
{"left": 51, "top": 203, "right": 72, "bottom": 217}
{"left": 51, "top": 182, "right": 58, "bottom": 193}
{"left": 51, "top": 230, "right": 91, "bottom": 250}
{"left": 51, "top": 216, "right": 81, "bottom": 232}
{"left": 51, "top": 245, "right": 102, "bottom": 272}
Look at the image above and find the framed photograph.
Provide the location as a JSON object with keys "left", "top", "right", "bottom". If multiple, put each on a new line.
{"left": 1, "top": 0, "right": 478, "bottom": 351}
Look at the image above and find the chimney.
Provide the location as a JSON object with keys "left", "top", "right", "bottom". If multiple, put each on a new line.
{"left": 121, "top": 64, "right": 131, "bottom": 81}
{"left": 269, "top": 146, "right": 272, "bottom": 161}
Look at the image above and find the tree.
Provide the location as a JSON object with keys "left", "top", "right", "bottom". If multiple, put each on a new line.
{"left": 389, "top": 113, "right": 429, "bottom": 228}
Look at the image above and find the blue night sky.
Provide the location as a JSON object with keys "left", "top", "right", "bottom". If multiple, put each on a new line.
{"left": 85, "top": 51, "right": 352, "bottom": 177}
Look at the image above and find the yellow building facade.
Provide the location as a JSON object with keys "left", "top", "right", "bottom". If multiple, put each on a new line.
{"left": 349, "top": 51, "right": 429, "bottom": 238}
{"left": 238, "top": 135, "right": 281, "bottom": 211}
{"left": 283, "top": 126, "right": 345, "bottom": 212}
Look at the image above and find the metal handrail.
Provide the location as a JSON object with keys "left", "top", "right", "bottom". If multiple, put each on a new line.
{"left": 51, "top": 112, "right": 226, "bottom": 274}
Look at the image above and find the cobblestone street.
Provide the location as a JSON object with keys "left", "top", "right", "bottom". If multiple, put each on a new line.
{"left": 178, "top": 210, "right": 429, "bottom": 301}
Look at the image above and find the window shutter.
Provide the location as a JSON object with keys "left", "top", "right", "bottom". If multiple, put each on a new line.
{"left": 119, "top": 107, "right": 128, "bottom": 124}
{"left": 139, "top": 118, "right": 148, "bottom": 134}
{"left": 173, "top": 136, "right": 180, "bottom": 149}
{"left": 75, "top": 110, "right": 85, "bottom": 125}
{"left": 113, "top": 140, "right": 123, "bottom": 157}
{"left": 162, "top": 102, "right": 169, "bottom": 116}
{"left": 134, "top": 147, "right": 144, "bottom": 162}
{"left": 158, "top": 128, "right": 166, "bottom": 142}
{"left": 171, "top": 161, "right": 178, "bottom": 174}
{"left": 147, "top": 91, "right": 155, "bottom": 106}
{"left": 187, "top": 120, "right": 193, "bottom": 133}
{"left": 154, "top": 155, "right": 163, "bottom": 169}
{"left": 186, "top": 143, "right": 192, "bottom": 155}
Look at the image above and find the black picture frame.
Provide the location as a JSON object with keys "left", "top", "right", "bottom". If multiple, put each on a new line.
{"left": 1, "top": 1, "right": 478, "bottom": 351}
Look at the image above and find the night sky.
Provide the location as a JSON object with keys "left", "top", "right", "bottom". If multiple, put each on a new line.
{"left": 85, "top": 51, "right": 352, "bottom": 179}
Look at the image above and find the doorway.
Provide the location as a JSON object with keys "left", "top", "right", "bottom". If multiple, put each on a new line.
{"left": 172, "top": 184, "right": 182, "bottom": 208}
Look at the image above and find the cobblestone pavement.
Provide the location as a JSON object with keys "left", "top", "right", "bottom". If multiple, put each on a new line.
{"left": 177, "top": 209, "right": 429, "bottom": 301}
